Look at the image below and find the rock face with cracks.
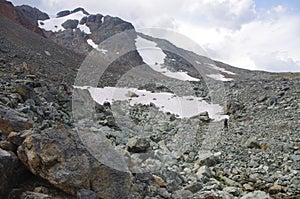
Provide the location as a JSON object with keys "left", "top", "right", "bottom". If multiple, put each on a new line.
{"left": 17, "top": 126, "right": 131, "bottom": 199}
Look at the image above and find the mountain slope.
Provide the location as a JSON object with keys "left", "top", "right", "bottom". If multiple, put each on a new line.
{"left": 0, "top": 15, "right": 84, "bottom": 84}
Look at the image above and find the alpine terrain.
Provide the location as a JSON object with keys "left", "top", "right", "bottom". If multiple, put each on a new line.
{"left": 0, "top": 0, "right": 299, "bottom": 198}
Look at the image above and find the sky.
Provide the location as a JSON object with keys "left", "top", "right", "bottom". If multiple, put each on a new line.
{"left": 10, "top": 0, "right": 300, "bottom": 72}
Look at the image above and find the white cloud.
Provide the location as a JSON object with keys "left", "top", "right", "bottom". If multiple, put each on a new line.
{"left": 184, "top": 0, "right": 256, "bottom": 29}
{"left": 176, "top": 4, "right": 300, "bottom": 72}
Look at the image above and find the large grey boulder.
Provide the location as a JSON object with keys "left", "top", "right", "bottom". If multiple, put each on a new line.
{"left": 17, "top": 126, "right": 131, "bottom": 199}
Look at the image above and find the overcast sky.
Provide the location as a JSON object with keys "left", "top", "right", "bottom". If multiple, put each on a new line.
{"left": 10, "top": 0, "right": 300, "bottom": 72}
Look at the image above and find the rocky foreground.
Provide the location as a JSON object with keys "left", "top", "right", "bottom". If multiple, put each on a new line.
{"left": 0, "top": 58, "right": 299, "bottom": 199}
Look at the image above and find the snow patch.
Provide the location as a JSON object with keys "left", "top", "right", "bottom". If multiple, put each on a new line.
{"left": 135, "top": 36, "right": 200, "bottom": 82}
{"left": 206, "top": 74, "right": 233, "bottom": 82}
{"left": 79, "top": 86, "right": 227, "bottom": 121}
{"left": 87, "top": 39, "right": 108, "bottom": 54}
{"left": 78, "top": 24, "right": 91, "bottom": 34}
{"left": 87, "top": 39, "right": 98, "bottom": 49}
{"left": 205, "top": 63, "right": 236, "bottom": 75}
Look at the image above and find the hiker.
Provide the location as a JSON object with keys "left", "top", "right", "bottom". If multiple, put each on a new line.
{"left": 224, "top": 118, "right": 228, "bottom": 130}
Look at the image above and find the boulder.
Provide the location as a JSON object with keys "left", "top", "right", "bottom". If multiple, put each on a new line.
{"left": 127, "top": 137, "right": 150, "bottom": 153}
{"left": 126, "top": 91, "right": 139, "bottom": 98}
{"left": 0, "top": 103, "right": 33, "bottom": 136}
{"left": 17, "top": 126, "right": 131, "bottom": 199}
{"left": 199, "top": 111, "right": 210, "bottom": 122}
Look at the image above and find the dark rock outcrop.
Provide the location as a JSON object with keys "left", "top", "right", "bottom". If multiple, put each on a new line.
{"left": 73, "top": 7, "right": 89, "bottom": 15}
{"left": 62, "top": 19, "right": 79, "bottom": 29}
{"left": 15, "top": 5, "right": 49, "bottom": 26}
{"left": 56, "top": 10, "right": 71, "bottom": 18}
{"left": 86, "top": 14, "right": 103, "bottom": 32}
{"left": 90, "top": 15, "right": 134, "bottom": 44}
